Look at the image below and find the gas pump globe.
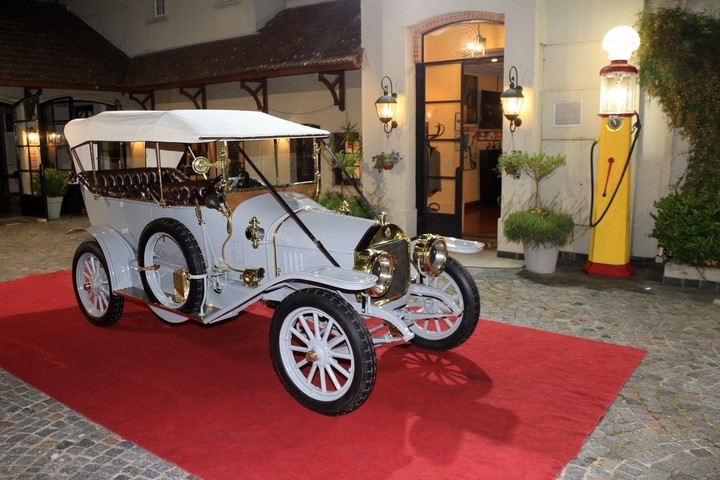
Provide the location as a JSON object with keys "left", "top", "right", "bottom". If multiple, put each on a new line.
{"left": 583, "top": 26, "right": 640, "bottom": 278}
{"left": 599, "top": 26, "right": 640, "bottom": 116}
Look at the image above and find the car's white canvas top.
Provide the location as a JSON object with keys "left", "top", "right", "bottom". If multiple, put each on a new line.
{"left": 64, "top": 109, "right": 330, "bottom": 148}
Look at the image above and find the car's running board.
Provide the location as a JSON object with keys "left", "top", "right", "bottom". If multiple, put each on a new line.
{"left": 114, "top": 287, "right": 221, "bottom": 324}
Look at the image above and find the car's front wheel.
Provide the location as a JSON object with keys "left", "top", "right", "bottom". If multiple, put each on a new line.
{"left": 408, "top": 257, "right": 480, "bottom": 351}
{"left": 269, "top": 288, "right": 376, "bottom": 416}
{"left": 72, "top": 240, "right": 124, "bottom": 327}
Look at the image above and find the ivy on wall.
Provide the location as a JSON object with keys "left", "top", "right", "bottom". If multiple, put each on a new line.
{"left": 638, "top": 7, "right": 720, "bottom": 264}
{"left": 637, "top": 7, "right": 720, "bottom": 191}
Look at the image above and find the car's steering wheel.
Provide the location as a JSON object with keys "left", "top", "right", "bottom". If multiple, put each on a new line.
{"left": 211, "top": 170, "right": 262, "bottom": 190}
{"left": 228, "top": 170, "right": 250, "bottom": 189}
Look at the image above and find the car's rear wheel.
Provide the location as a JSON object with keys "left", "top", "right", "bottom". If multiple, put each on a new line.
{"left": 138, "top": 218, "right": 205, "bottom": 313}
{"left": 270, "top": 288, "right": 376, "bottom": 416}
{"left": 408, "top": 257, "right": 480, "bottom": 351}
{"left": 72, "top": 240, "right": 124, "bottom": 327}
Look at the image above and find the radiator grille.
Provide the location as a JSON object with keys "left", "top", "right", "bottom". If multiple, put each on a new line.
{"left": 372, "top": 238, "right": 410, "bottom": 303}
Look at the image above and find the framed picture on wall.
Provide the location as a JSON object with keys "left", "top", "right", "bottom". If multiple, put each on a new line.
{"left": 479, "top": 90, "right": 503, "bottom": 129}
{"left": 462, "top": 75, "right": 478, "bottom": 125}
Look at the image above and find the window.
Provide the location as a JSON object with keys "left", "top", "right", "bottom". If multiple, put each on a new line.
{"left": 154, "top": 0, "right": 166, "bottom": 18}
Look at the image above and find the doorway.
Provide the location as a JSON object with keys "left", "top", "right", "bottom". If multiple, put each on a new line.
{"left": 416, "top": 19, "right": 504, "bottom": 245}
{"left": 0, "top": 104, "right": 17, "bottom": 215}
{"left": 10, "top": 97, "right": 116, "bottom": 218}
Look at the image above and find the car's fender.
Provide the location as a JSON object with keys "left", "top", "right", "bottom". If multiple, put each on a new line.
{"left": 71, "top": 226, "right": 139, "bottom": 290}
{"left": 203, "top": 266, "right": 378, "bottom": 324}
{"left": 439, "top": 236, "right": 485, "bottom": 254}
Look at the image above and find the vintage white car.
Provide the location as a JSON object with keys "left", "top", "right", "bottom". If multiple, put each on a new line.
{"left": 65, "top": 110, "right": 483, "bottom": 415}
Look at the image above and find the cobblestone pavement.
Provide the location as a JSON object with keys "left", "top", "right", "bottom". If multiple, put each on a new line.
{"left": 1, "top": 214, "right": 719, "bottom": 479}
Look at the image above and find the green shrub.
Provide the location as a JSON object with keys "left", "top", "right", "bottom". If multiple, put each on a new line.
{"left": 504, "top": 208, "right": 575, "bottom": 249}
{"left": 497, "top": 151, "right": 575, "bottom": 248}
{"left": 651, "top": 188, "right": 720, "bottom": 266}
{"left": 31, "top": 167, "right": 67, "bottom": 197}
{"left": 497, "top": 151, "right": 567, "bottom": 209}
{"left": 317, "top": 191, "right": 374, "bottom": 219}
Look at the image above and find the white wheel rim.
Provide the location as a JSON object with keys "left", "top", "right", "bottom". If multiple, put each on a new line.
{"left": 143, "top": 232, "right": 187, "bottom": 308}
{"left": 409, "top": 271, "right": 464, "bottom": 340}
{"left": 278, "top": 307, "right": 355, "bottom": 401}
{"left": 76, "top": 252, "right": 110, "bottom": 318}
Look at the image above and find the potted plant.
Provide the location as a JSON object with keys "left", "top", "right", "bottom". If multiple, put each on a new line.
{"left": 32, "top": 167, "right": 68, "bottom": 220}
{"left": 333, "top": 118, "right": 362, "bottom": 184}
{"left": 372, "top": 151, "right": 402, "bottom": 172}
{"left": 335, "top": 151, "right": 362, "bottom": 180}
{"left": 497, "top": 151, "right": 574, "bottom": 274}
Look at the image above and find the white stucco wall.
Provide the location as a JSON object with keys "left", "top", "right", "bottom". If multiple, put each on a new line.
{"left": 361, "top": 0, "right": 539, "bottom": 237}
{"left": 361, "top": 0, "right": 669, "bottom": 258}
{"left": 66, "top": 0, "right": 259, "bottom": 56}
{"left": 151, "top": 70, "right": 364, "bottom": 190}
{"left": 539, "top": 0, "right": 653, "bottom": 258}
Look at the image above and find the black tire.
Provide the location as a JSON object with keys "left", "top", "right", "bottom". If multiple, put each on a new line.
{"left": 138, "top": 218, "right": 206, "bottom": 313}
{"left": 409, "top": 256, "right": 480, "bottom": 351}
{"left": 270, "top": 288, "right": 377, "bottom": 416}
{"left": 72, "top": 240, "right": 124, "bottom": 327}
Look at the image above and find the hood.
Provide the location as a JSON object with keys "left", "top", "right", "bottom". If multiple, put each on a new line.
{"left": 274, "top": 207, "right": 376, "bottom": 255}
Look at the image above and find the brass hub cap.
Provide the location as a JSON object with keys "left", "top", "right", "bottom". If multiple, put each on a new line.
{"left": 305, "top": 350, "right": 318, "bottom": 363}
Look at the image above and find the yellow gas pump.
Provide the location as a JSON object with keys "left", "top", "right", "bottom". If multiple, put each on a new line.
{"left": 583, "top": 26, "right": 640, "bottom": 278}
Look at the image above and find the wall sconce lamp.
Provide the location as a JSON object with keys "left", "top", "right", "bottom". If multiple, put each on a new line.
{"left": 500, "top": 66, "right": 524, "bottom": 132}
{"left": 375, "top": 76, "right": 398, "bottom": 134}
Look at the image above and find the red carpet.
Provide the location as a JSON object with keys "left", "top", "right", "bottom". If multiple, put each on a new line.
{"left": 1, "top": 271, "right": 645, "bottom": 480}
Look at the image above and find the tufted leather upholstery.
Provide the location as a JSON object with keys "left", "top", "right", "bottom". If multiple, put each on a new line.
{"left": 158, "top": 180, "right": 217, "bottom": 207}
{"left": 77, "top": 168, "right": 217, "bottom": 206}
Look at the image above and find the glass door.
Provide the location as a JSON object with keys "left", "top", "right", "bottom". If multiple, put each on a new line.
{"left": 14, "top": 93, "right": 43, "bottom": 217}
{"left": 416, "top": 20, "right": 505, "bottom": 241}
{"left": 417, "top": 62, "right": 464, "bottom": 238}
{"left": 0, "top": 105, "right": 16, "bottom": 213}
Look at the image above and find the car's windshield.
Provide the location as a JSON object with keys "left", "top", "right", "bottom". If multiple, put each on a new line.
{"left": 176, "top": 139, "right": 318, "bottom": 191}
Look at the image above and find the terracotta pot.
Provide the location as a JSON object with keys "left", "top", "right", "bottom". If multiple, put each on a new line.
{"left": 383, "top": 163, "right": 394, "bottom": 170}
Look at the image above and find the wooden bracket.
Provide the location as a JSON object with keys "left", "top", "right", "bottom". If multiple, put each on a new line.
{"left": 23, "top": 87, "right": 42, "bottom": 97}
{"left": 318, "top": 71, "right": 345, "bottom": 112}
{"left": 127, "top": 92, "right": 155, "bottom": 110}
{"left": 240, "top": 79, "right": 268, "bottom": 113}
{"left": 179, "top": 86, "right": 207, "bottom": 109}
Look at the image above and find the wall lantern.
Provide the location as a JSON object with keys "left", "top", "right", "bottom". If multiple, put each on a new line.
{"left": 500, "top": 66, "right": 524, "bottom": 132}
{"left": 599, "top": 26, "right": 640, "bottom": 115}
{"left": 375, "top": 76, "right": 398, "bottom": 134}
{"left": 27, "top": 127, "right": 40, "bottom": 146}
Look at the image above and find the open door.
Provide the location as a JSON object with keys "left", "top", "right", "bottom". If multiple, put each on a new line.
{"left": 416, "top": 62, "right": 466, "bottom": 238}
